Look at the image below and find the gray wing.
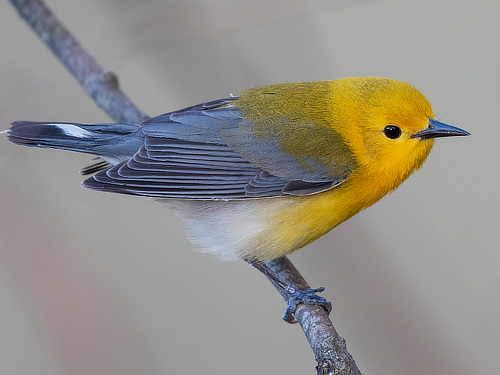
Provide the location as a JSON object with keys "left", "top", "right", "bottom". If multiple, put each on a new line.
{"left": 83, "top": 98, "right": 355, "bottom": 199}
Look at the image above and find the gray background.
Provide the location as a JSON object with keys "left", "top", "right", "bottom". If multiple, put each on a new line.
{"left": 0, "top": 1, "right": 498, "bottom": 374}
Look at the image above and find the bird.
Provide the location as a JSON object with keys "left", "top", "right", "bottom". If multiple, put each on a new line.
{"left": 6, "top": 76, "right": 470, "bottom": 260}
{"left": 5, "top": 76, "right": 469, "bottom": 318}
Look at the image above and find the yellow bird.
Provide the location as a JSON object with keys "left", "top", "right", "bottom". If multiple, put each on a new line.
{"left": 6, "top": 76, "right": 469, "bottom": 264}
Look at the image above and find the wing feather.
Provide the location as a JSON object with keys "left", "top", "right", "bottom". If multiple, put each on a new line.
{"left": 83, "top": 97, "right": 354, "bottom": 199}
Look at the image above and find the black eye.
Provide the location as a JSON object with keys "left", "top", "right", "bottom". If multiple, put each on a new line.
{"left": 383, "top": 125, "right": 402, "bottom": 139}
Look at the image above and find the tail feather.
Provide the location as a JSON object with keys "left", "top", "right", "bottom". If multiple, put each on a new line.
{"left": 7, "top": 121, "right": 143, "bottom": 164}
{"left": 8, "top": 122, "right": 98, "bottom": 151}
{"left": 79, "top": 159, "right": 111, "bottom": 175}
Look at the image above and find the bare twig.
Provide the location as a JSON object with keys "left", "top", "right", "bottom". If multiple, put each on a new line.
{"left": 263, "top": 258, "right": 361, "bottom": 374}
{"left": 9, "top": 1, "right": 361, "bottom": 373}
{"left": 9, "top": 0, "right": 147, "bottom": 124}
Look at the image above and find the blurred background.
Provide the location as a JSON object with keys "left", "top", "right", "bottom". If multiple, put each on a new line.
{"left": 0, "top": 1, "right": 498, "bottom": 374}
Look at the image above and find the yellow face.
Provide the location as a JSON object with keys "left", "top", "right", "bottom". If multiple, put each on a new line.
{"left": 333, "top": 77, "right": 436, "bottom": 181}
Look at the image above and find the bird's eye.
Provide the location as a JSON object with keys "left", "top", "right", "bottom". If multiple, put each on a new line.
{"left": 383, "top": 125, "right": 402, "bottom": 139}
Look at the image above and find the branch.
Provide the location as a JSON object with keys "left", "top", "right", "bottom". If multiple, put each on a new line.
{"left": 261, "top": 258, "right": 361, "bottom": 375}
{"left": 9, "top": 0, "right": 148, "bottom": 124}
{"left": 9, "top": 1, "right": 361, "bottom": 373}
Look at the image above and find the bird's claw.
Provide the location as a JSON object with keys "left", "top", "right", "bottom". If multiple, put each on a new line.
{"left": 282, "top": 286, "right": 332, "bottom": 323}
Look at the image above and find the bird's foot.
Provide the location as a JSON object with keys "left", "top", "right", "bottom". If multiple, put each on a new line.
{"left": 282, "top": 286, "right": 332, "bottom": 323}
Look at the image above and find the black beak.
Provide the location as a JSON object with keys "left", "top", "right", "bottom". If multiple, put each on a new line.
{"left": 412, "top": 119, "right": 470, "bottom": 140}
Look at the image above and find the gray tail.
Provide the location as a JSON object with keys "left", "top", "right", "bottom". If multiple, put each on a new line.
{"left": 7, "top": 121, "right": 143, "bottom": 173}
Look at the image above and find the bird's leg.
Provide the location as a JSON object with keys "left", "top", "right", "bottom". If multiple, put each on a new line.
{"left": 245, "top": 258, "right": 332, "bottom": 323}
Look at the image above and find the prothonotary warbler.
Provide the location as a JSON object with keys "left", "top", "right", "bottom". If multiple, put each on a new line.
{"left": 6, "top": 77, "right": 469, "bottom": 263}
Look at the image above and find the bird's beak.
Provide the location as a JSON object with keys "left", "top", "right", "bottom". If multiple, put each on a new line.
{"left": 412, "top": 119, "right": 470, "bottom": 139}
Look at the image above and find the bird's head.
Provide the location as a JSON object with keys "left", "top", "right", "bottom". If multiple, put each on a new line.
{"left": 333, "top": 77, "right": 469, "bottom": 181}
